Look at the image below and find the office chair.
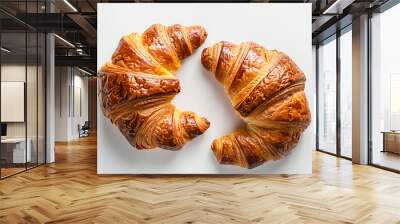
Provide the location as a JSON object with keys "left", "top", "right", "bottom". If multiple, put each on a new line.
{"left": 79, "top": 121, "right": 90, "bottom": 138}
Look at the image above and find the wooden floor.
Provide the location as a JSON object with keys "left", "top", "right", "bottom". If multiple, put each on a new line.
{"left": 0, "top": 167, "right": 26, "bottom": 178}
{"left": 373, "top": 150, "right": 400, "bottom": 171}
{"left": 1, "top": 136, "right": 400, "bottom": 224}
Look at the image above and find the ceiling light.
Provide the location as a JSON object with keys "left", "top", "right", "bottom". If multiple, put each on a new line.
{"left": 76, "top": 48, "right": 85, "bottom": 55}
{"left": 323, "top": 0, "right": 354, "bottom": 15}
{"left": 63, "top": 0, "right": 78, "bottom": 12}
{"left": 54, "top": 34, "right": 75, "bottom": 48}
{"left": 77, "top": 67, "right": 92, "bottom": 76}
{"left": 1, "top": 47, "right": 11, "bottom": 53}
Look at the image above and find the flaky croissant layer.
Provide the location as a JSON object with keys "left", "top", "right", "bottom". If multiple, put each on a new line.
{"left": 202, "top": 41, "right": 311, "bottom": 168}
{"left": 99, "top": 24, "right": 210, "bottom": 150}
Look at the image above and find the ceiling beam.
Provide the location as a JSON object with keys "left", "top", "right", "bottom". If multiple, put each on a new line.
{"left": 12, "top": 13, "right": 82, "bottom": 32}
{"left": 322, "top": 0, "right": 356, "bottom": 14}
{"left": 312, "top": 15, "right": 335, "bottom": 33}
{"left": 55, "top": 55, "right": 96, "bottom": 71}
{"left": 66, "top": 14, "right": 96, "bottom": 47}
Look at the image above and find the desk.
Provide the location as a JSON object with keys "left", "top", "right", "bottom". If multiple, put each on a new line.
{"left": 1, "top": 138, "right": 31, "bottom": 163}
{"left": 381, "top": 131, "right": 400, "bottom": 154}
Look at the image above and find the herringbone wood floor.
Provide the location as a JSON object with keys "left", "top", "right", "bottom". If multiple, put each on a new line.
{"left": 1, "top": 135, "right": 400, "bottom": 224}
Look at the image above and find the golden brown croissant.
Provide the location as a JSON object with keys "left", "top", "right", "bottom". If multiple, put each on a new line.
{"left": 201, "top": 41, "right": 311, "bottom": 168}
{"left": 99, "top": 24, "right": 210, "bottom": 150}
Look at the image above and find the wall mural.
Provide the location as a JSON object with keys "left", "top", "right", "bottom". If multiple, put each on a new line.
{"left": 97, "top": 3, "right": 314, "bottom": 174}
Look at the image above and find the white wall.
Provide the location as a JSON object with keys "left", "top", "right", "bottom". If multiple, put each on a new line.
{"left": 1, "top": 65, "right": 26, "bottom": 141}
{"left": 1, "top": 63, "right": 46, "bottom": 164}
{"left": 1, "top": 65, "right": 37, "bottom": 138}
{"left": 54, "top": 66, "right": 70, "bottom": 141}
{"left": 54, "top": 67, "right": 89, "bottom": 141}
{"left": 70, "top": 73, "right": 89, "bottom": 139}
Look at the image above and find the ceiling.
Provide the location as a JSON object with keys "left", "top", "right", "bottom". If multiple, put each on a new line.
{"left": 0, "top": 0, "right": 393, "bottom": 72}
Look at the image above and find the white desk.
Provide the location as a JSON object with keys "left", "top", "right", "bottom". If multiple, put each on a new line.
{"left": 1, "top": 138, "right": 31, "bottom": 163}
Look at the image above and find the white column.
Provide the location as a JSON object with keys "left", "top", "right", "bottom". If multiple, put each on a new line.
{"left": 46, "top": 33, "right": 55, "bottom": 163}
{"left": 54, "top": 67, "right": 73, "bottom": 141}
{"left": 45, "top": 0, "right": 56, "bottom": 163}
{"left": 352, "top": 14, "right": 369, "bottom": 164}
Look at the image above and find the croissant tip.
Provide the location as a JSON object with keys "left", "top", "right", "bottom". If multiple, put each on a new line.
{"left": 197, "top": 117, "right": 210, "bottom": 134}
{"left": 187, "top": 25, "right": 207, "bottom": 50}
{"left": 203, "top": 28, "right": 208, "bottom": 39}
{"left": 204, "top": 117, "right": 210, "bottom": 126}
{"left": 210, "top": 140, "right": 219, "bottom": 159}
{"left": 245, "top": 162, "right": 264, "bottom": 169}
{"left": 200, "top": 47, "right": 212, "bottom": 72}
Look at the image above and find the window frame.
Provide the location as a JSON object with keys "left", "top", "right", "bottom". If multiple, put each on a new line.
{"left": 367, "top": 1, "right": 400, "bottom": 173}
{"left": 0, "top": 0, "right": 47, "bottom": 180}
{"left": 315, "top": 24, "right": 353, "bottom": 161}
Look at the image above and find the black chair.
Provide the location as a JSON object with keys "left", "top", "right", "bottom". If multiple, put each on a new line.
{"left": 78, "top": 121, "right": 90, "bottom": 138}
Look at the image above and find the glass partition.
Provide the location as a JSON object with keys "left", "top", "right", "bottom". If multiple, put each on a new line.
{"left": 1, "top": 31, "right": 28, "bottom": 177}
{"left": 0, "top": 1, "right": 46, "bottom": 179}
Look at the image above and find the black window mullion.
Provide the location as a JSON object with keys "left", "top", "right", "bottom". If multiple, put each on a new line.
{"left": 24, "top": 0, "right": 28, "bottom": 171}
{"left": 316, "top": 44, "right": 319, "bottom": 151}
{"left": 336, "top": 29, "right": 341, "bottom": 157}
{"left": 36, "top": 0, "right": 39, "bottom": 167}
{"left": 72, "top": 68, "right": 75, "bottom": 118}
{"left": 0, "top": 25, "right": 2, "bottom": 179}
{"left": 44, "top": 32, "right": 47, "bottom": 164}
{"left": 367, "top": 11, "right": 373, "bottom": 165}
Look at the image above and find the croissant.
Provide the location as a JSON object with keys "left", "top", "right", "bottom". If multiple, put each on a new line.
{"left": 99, "top": 24, "right": 210, "bottom": 150}
{"left": 201, "top": 41, "right": 311, "bottom": 168}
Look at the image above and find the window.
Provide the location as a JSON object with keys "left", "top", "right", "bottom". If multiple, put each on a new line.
{"left": 317, "top": 36, "right": 337, "bottom": 154}
{"left": 370, "top": 3, "right": 400, "bottom": 171}
{"left": 339, "top": 28, "right": 352, "bottom": 158}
